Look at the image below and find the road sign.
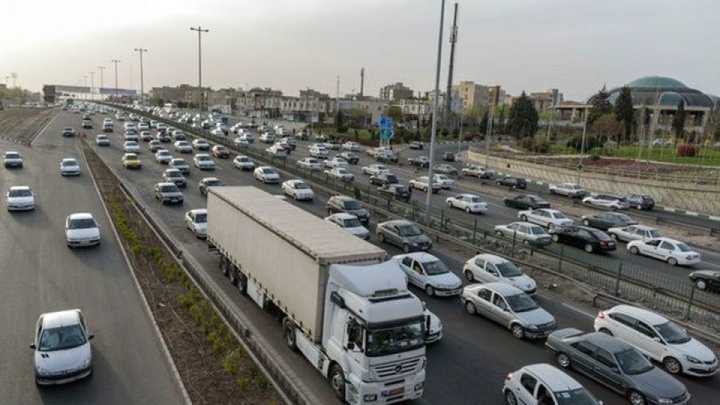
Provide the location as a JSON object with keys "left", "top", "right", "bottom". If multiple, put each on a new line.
{"left": 379, "top": 116, "right": 394, "bottom": 140}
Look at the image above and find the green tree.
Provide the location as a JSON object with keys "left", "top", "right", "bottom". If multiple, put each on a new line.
{"left": 385, "top": 105, "right": 403, "bottom": 123}
{"left": 613, "top": 86, "right": 634, "bottom": 144}
{"left": 478, "top": 110, "right": 489, "bottom": 133}
{"left": 590, "top": 113, "right": 623, "bottom": 147}
{"left": 588, "top": 86, "right": 612, "bottom": 126}
{"left": 672, "top": 99, "right": 686, "bottom": 140}
{"left": 507, "top": 92, "right": 539, "bottom": 139}
{"left": 335, "top": 110, "right": 346, "bottom": 133}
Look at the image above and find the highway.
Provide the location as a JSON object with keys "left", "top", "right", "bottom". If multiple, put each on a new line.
{"left": 84, "top": 109, "right": 720, "bottom": 405}
{"left": 0, "top": 113, "right": 186, "bottom": 404}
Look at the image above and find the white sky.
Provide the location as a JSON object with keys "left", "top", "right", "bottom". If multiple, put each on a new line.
{"left": 1, "top": 0, "right": 718, "bottom": 101}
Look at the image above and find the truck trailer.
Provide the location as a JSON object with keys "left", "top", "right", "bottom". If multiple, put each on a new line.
{"left": 207, "top": 186, "right": 427, "bottom": 404}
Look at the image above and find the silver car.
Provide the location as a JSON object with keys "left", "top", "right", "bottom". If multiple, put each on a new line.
{"left": 377, "top": 220, "right": 432, "bottom": 252}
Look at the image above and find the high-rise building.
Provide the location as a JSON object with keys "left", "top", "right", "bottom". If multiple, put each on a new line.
{"left": 379, "top": 82, "right": 414, "bottom": 101}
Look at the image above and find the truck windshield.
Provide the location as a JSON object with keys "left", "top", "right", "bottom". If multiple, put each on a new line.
{"left": 365, "top": 319, "right": 425, "bottom": 357}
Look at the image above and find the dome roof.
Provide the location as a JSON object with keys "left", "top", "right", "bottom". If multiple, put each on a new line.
{"left": 626, "top": 76, "right": 687, "bottom": 89}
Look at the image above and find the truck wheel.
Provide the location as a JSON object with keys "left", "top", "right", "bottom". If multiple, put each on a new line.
{"left": 237, "top": 273, "right": 248, "bottom": 295}
{"left": 282, "top": 319, "right": 298, "bottom": 351}
{"left": 221, "top": 259, "right": 229, "bottom": 277}
{"left": 228, "top": 266, "right": 238, "bottom": 285}
{"left": 329, "top": 364, "right": 346, "bottom": 401}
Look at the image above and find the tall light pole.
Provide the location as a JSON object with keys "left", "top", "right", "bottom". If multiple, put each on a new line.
{"left": 83, "top": 75, "right": 88, "bottom": 100}
{"left": 134, "top": 48, "right": 147, "bottom": 108}
{"left": 190, "top": 26, "right": 209, "bottom": 111}
{"left": 97, "top": 66, "right": 105, "bottom": 99}
{"left": 576, "top": 110, "right": 589, "bottom": 185}
{"left": 111, "top": 59, "right": 121, "bottom": 100}
{"left": 425, "top": 0, "right": 446, "bottom": 226}
{"left": 88, "top": 71, "right": 95, "bottom": 101}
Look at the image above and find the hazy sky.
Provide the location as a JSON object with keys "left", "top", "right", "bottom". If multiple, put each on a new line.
{"left": 2, "top": 0, "right": 718, "bottom": 101}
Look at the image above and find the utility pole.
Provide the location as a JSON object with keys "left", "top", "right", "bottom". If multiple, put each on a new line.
{"left": 97, "top": 66, "right": 105, "bottom": 99}
{"left": 83, "top": 75, "right": 88, "bottom": 100}
{"left": 190, "top": 26, "right": 209, "bottom": 111}
{"left": 576, "top": 111, "right": 589, "bottom": 185}
{"left": 88, "top": 71, "right": 95, "bottom": 101}
{"left": 111, "top": 59, "right": 121, "bottom": 99}
{"left": 445, "top": 2, "right": 459, "bottom": 130}
{"left": 134, "top": 48, "right": 147, "bottom": 108}
{"left": 425, "top": 0, "right": 446, "bottom": 226}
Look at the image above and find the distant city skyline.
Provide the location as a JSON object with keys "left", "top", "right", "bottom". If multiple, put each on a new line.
{"left": 2, "top": 0, "right": 718, "bottom": 101}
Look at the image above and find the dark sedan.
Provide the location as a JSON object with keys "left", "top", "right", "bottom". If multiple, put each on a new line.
{"left": 623, "top": 193, "right": 655, "bottom": 210}
{"left": 580, "top": 212, "right": 637, "bottom": 231}
{"left": 339, "top": 152, "right": 359, "bottom": 164}
{"left": 549, "top": 226, "right": 616, "bottom": 253}
{"left": 369, "top": 172, "right": 399, "bottom": 187}
{"left": 378, "top": 184, "right": 411, "bottom": 202}
{"left": 442, "top": 151, "right": 455, "bottom": 162}
{"left": 546, "top": 328, "right": 690, "bottom": 405}
{"left": 211, "top": 145, "right": 230, "bottom": 159}
{"left": 689, "top": 270, "right": 720, "bottom": 292}
{"left": 496, "top": 176, "right": 527, "bottom": 189}
{"left": 503, "top": 194, "right": 550, "bottom": 210}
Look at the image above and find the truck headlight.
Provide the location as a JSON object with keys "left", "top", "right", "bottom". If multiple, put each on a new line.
{"left": 363, "top": 394, "right": 377, "bottom": 402}
{"left": 414, "top": 382, "right": 424, "bottom": 391}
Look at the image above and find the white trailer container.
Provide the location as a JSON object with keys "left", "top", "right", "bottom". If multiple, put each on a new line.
{"left": 207, "top": 187, "right": 426, "bottom": 404}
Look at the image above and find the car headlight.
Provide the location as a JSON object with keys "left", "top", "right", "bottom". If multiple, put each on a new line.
{"left": 526, "top": 324, "right": 538, "bottom": 330}
{"left": 81, "top": 355, "right": 92, "bottom": 368}
{"left": 657, "top": 398, "right": 673, "bottom": 404}
{"left": 410, "top": 242, "right": 418, "bottom": 246}
{"left": 684, "top": 355, "right": 701, "bottom": 364}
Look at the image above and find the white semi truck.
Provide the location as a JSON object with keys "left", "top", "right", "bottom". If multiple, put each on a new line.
{"left": 207, "top": 186, "right": 427, "bottom": 404}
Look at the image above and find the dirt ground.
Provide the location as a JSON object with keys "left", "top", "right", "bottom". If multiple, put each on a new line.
{"left": 0, "top": 108, "right": 58, "bottom": 143}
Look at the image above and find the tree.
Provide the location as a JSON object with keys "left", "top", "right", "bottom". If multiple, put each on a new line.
{"left": 613, "top": 86, "right": 634, "bottom": 144}
{"left": 507, "top": 92, "right": 539, "bottom": 139}
{"left": 385, "top": 105, "right": 403, "bottom": 123}
{"left": 335, "top": 110, "right": 346, "bottom": 133}
{"left": 590, "top": 113, "right": 623, "bottom": 147}
{"left": 478, "top": 110, "right": 489, "bottom": 133}
{"left": 588, "top": 86, "right": 612, "bottom": 126}
{"left": 672, "top": 99, "right": 686, "bottom": 140}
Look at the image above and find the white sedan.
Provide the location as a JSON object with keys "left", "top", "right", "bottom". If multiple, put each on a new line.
{"left": 254, "top": 166, "right": 280, "bottom": 184}
{"left": 361, "top": 164, "right": 389, "bottom": 176}
{"left": 32, "top": 309, "right": 94, "bottom": 385}
{"left": 324, "top": 167, "right": 354, "bottom": 182}
{"left": 324, "top": 213, "right": 369, "bottom": 239}
{"left": 446, "top": 194, "right": 488, "bottom": 214}
{"left": 342, "top": 141, "right": 361, "bottom": 151}
{"left": 518, "top": 208, "right": 574, "bottom": 229}
{"left": 494, "top": 222, "right": 552, "bottom": 246}
{"left": 60, "top": 158, "right": 81, "bottom": 176}
{"left": 155, "top": 149, "right": 173, "bottom": 164}
{"left": 185, "top": 208, "right": 207, "bottom": 238}
{"left": 323, "top": 157, "right": 349, "bottom": 169}
{"left": 282, "top": 179, "right": 314, "bottom": 201}
{"left": 409, "top": 176, "right": 441, "bottom": 193}
{"left": 193, "top": 153, "right": 216, "bottom": 170}
{"left": 6, "top": 185, "right": 36, "bottom": 211}
{"left": 433, "top": 174, "right": 454, "bottom": 189}
{"left": 607, "top": 224, "right": 663, "bottom": 243}
{"left": 123, "top": 141, "right": 141, "bottom": 153}
{"left": 394, "top": 252, "right": 463, "bottom": 297}
{"left": 233, "top": 155, "right": 255, "bottom": 171}
{"left": 174, "top": 140, "right": 193, "bottom": 153}
{"left": 627, "top": 237, "right": 701, "bottom": 266}
{"left": 192, "top": 138, "right": 211, "bottom": 150}
{"left": 296, "top": 157, "right": 322, "bottom": 171}
{"left": 65, "top": 213, "right": 101, "bottom": 248}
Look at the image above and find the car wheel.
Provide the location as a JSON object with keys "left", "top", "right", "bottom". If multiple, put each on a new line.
{"left": 582, "top": 219, "right": 590, "bottom": 226}
{"left": 402, "top": 244, "right": 410, "bottom": 253}
{"left": 495, "top": 230, "right": 504, "bottom": 237}
{"left": 549, "top": 189, "right": 556, "bottom": 195}
{"left": 282, "top": 319, "right": 298, "bottom": 351}
{"left": 425, "top": 285, "right": 435, "bottom": 296}
{"left": 695, "top": 279, "right": 708, "bottom": 290}
{"left": 598, "top": 327, "right": 613, "bottom": 336}
{"left": 464, "top": 301, "right": 477, "bottom": 315}
{"left": 520, "top": 214, "right": 527, "bottom": 221}
{"left": 609, "top": 233, "right": 618, "bottom": 240}
{"left": 547, "top": 223, "right": 555, "bottom": 231}
{"left": 511, "top": 324, "right": 525, "bottom": 339}
{"left": 662, "top": 357, "right": 683, "bottom": 374}
{"left": 447, "top": 201, "right": 453, "bottom": 208}
{"left": 552, "top": 234, "right": 560, "bottom": 242}
{"left": 629, "top": 246, "right": 639, "bottom": 255}
{"left": 329, "top": 364, "right": 346, "bottom": 401}
{"left": 504, "top": 390, "right": 518, "bottom": 405}
{"left": 464, "top": 270, "right": 474, "bottom": 282}
{"left": 628, "top": 390, "right": 646, "bottom": 405}
{"left": 556, "top": 352, "right": 571, "bottom": 369}
{"left": 636, "top": 204, "right": 643, "bottom": 210}
{"left": 465, "top": 207, "right": 471, "bottom": 213}
{"left": 584, "top": 243, "right": 594, "bottom": 253}
{"left": 378, "top": 233, "right": 386, "bottom": 243}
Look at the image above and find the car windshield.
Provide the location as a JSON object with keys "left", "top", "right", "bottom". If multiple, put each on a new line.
{"left": 615, "top": 348, "right": 654, "bottom": 375}
{"left": 423, "top": 260, "right": 450, "bottom": 276}
{"left": 554, "top": 388, "right": 600, "bottom": 405}
{"left": 38, "top": 324, "right": 87, "bottom": 351}
{"left": 553, "top": 212, "right": 568, "bottom": 219}
{"left": 62, "top": 161, "right": 77, "bottom": 166}
{"left": 342, "top": 217, "right": 362, "bottom": 228}
{"left": 195, "top": 213, "right": 207, "bottom": 223}
{"left": 69, "top": 218, "right": 96, "bottom": 229}
{"left": 9, "top": 189, "right": 32, "bottom": 197}
{"left": 505, "top": 293, "right": 538, "bottom": 313}
{"left": 496, "top": 261, "right": 523, "bottom": 277}
{"left": 162, "top": 185, "right": 180, "bottom": 192}
{"left": 676, "top": 243, "right": 692, "bottom": 252}
{"left": 262, "top": 168, "right": 274, "bottom": 174}
{"left": 648, "top": 229, "right": 662, "bottom": 238}
{"left": 337, "top": 169, "right": 349, "bottom": 174}
{"left": 654, "top": 321, "right": 691, "bottom": 344}
{"left": 531, "top": 226, "right": 547, "bottom": 235}
{"left": 294, "top": 183, "right": 309, "bottom": 189}
{"left": 397, "top": 224, "right": 422, "bottom": 237}
{"left": 198, "top": 156, "right": 210, "bottom": 161}
{"left": 167, "top": 172, "right": 181, "bottom": 178}
{"left": 365, "top": 318, "right": 425, "bottom": 357}
{"left": 470, "top": 197, "right": 484, "bottom": 203}
{"left": 206, "top": 180, "right": 221, "bottom": 187}
{"left": 6, "top": 153, "right": 20, "bottom": 159}
{"left": 590, "top": 230, "right": 610, "bottom": 240}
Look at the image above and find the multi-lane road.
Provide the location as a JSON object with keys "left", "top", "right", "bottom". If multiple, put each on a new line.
{"left": 71, "top": 108, "right": 718, "bottom": 404}
{"left": 0, "top": 112, "right": 187, "bottom": 403}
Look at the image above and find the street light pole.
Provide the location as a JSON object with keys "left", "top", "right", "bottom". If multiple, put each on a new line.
{"left": 484, "top": 105, "right": 494, "bottom": 168}
{"left": 425, "top": 0, "right": 446, "bottom": 226}
{"left": 88, "top": 71, "right": 95, "bottom": 101}
{"left": 97, "top": 66, "right": 105, "bottom": 99}
{"left": 190, "top": 26, "right": 209, "bottom": 111}
{"left": 576, "top": 110, "right": 589, "bottom": 185}
{"left": 111, "top": 59, "right": 121, "bottom": 100}
{"left": 83, "top": 75, "right": 88, "bottom": 100}
{"left": 134, "top": 48, "right": 147, "bottom": 108}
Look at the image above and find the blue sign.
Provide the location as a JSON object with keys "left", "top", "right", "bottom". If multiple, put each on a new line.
{"left": 379, "top": 116, "right": 394, "bottom": 140}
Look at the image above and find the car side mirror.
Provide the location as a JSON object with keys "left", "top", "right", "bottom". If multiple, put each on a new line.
{"left": 346, "top": 342, "right": 355, "bottom": 350}
{"left": 88, "top": 334, "right": 95, "bottom": 340}
{"left": 30, "top": 343, "right": 36, "bottom": 349}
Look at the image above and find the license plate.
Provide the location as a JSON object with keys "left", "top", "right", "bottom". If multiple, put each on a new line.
{"left": 389, "top": 387, "right": 405, "bottom": 396}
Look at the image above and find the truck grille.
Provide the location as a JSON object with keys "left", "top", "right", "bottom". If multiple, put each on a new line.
{"left": 373, "top": 358, "right": 421, "bottom": 378}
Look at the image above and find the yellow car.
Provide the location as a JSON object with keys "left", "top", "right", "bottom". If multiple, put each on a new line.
{"left": 122, "top": 153, "right": 142, "bottom": 169}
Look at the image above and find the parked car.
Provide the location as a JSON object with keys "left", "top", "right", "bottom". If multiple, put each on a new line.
{"left": 361, "top": 164, "right": 389, "bottom": 176}
{"left": 193, "top": 153, "right": 216, "bottom": 170}
{"left": 442, "top": 151, "right": 455, "bottom": 162}
{"left": 409, "top": 176, "right": 441, "bottom": 193}
{"left": 31, "top": 309, "right": 95, "bottom": 385}
{"left": 324, "top": 167, "right": 354, "bottom": 182}
{"left": 627, "top": 237, "right": 701, "bottom": 266}
{"left": 546, "top": 328, "right": 691, "bottom": 405}
{"left": 689, "top": 270, "right": 720, "bottom": 292}
{"left": 433, "top": 164, "right": 458, "bottom": 175}
{"left": 198, "top": 177, "right": 222, "bottom": 196}
{"left": 462, "top": 165, "right": 493, "bottom": 178}
{"left": 518, "top": 208, "right": 574, "bottom": 229}
{"left": 339, "top": 151, "right": 359, "bottom": 164}
{"left": 548, "top": 183, "right": 589, "bottom": 198}
{"left": 408, "top": 156, "right": 430, "bottom": 168}
{"left": 494, "top": 222, "right": 552, "bottom": 247}
{"left": 211, "top": 145, "right": 230, "bottom": 158}
{"left": 169, "top": 158, "right": 190, "bottom": 175}
{"left": 121, "top": 153, "right": 142, "bottom": 169}
{"left": 324, "top": 213, "right": 369, "bottom": 240}
{"left": 296, "top": 157, "right": 322, "bottom": 171}
{"left": 496, "top": 176, "right": 527, "bottom": 189}
{"left": 65, "top": 213, "right": 101, "bottom": 247}
{"left": 60, "top": 158, "right": 80, "bottom": 176}
{"left": 155, "top": 149, "right": 173, "bottom": 165}
{"left": 445, "top": 193, "right": 488, "bottom": 214}
{"left": 623, "top": 193, "right": 655, "bottom": 211}
{"left": 253, "top": 166, "right": 281, "bottom": 184}
{"left": 394, "top": 253, "right": 462, "bottom": 297}
{"left": 581, "top": 212, "right": 637, "bottom": 231}
{"left": 154, "top": 182, "right": 184, "bottom": 204}
{"left": 323, "top": 157, "right": 349, "bottom": 169}
{"left": 461, "top": 283, "right": 555, "bottom": 339}
{"left": 549, "top": 226, "right": 616, "bottom": 253}
{"left": 162, "top": 168, "right": 186, "bottom": 188}
{"left": 463, "top": 254, "right": 537, "bottom": 295}
{"left": 504, "top": 194, "right": 550, "bottom": 210}
{"left": 95, "top": 134, "right": 110, "bottom": 146}
{"left": 232, "top": 155, "right": 255, "bottom": 171}
{"left": 325, "top": 195, "right": 369, "bottom": 224}
{"left": 409, "top": 141, "right": 423, "bottom": 150}
{"left": 6, "top": 185, "right": 35, "bottom": 211}
{"left": 378, "top": 184, "right": 411, "bottom": 202}
{"left": 282, "top": 179, "right": 314, "bottom": 201}
{"left": 185, "top": 208, "right": 208, "bottom": 238}
{"left": 502, "top": 364, "right": 602, "bottom": 405}
{"left": 582, "top": 194, "right": 630, "bottom": 210}
{"left": 369, "top": 172, "right": 399, "bottom": 187}
{"left": 607, "top": 224, "right": 662, "bottom": 243}
{"left": 376, "top": 220, "right": 432, "bottom": 252}
{"left": 594, "top": 305, "right": 718, "bottom": 377}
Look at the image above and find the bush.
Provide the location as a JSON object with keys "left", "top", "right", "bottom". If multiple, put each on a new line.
{"left": 566, "top": 135, "right": 600, "bottom": 152}
{"left": 676, "top": 143, "right": 697, "bottom": 157}
{"left": 518, "top": 137, "right": 534, "bottom": 151}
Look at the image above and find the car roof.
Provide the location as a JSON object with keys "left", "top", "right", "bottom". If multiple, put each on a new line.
{"left": 202, "top": 177, "right": 220, "bottom": 182}
{"left": 41, "top": 309, "right": 82, "bottom": 329}
{"left": 473, "top": 253, "right": 510, "bottom": 264}
{"left": 609, "top": 305, "right": 668, "bottom": 325}
{"left": 188, "top": 208, "right": 207, "bottom": 215}
{"left": 476, "top": 282, "right": 523, "bottom": 295}
{"left": 522, "top": 364, "right": 583, "bottom": 391}
{"left": 649, "top": 237, "right": 684, "bottom": 244}
{"left": 9, "top": 185, "right": 31, "bottom": 191}
{"left": 582, "top": 331, "right": 634, "bottom": 352}
{"left": 381, "top": 219, "right": 413, "bottom": 227}
{"left": 509, "top": 221, "right": 542, "bottom": 229}
{"left": 395, "top": 252, "right": 439, "bottom": 263}
{"left": 330, "top": 213, "right": 357, "bottom": 220}
{"left": 157, "top": 182, "right": 177, "bottom": 187}
{"left": 68, "top": 213, "right": 94, "bottom": 220}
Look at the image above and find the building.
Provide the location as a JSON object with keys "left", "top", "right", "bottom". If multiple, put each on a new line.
{"left": 529, "top": 88, "right": 563, "bottom": 112}
{"left": 452, "top": 81, "right": 492, "bottom": 113}
{"left": 379, "top": 82, "right": 414, "bottom": 101}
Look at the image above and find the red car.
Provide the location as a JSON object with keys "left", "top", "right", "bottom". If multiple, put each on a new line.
{"left": 211, "top": 145, "right": 230, "bottom": 159}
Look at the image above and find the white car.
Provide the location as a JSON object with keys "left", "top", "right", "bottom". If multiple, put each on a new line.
{"left": 462, "top": 253, "right": 537, "bottom": 295}
{"left": 296, "top": 157, "right": 322, "bottom": 171}
{"left": 518, "top": 208, "right": 574, "bottom": 229}
{"left": 409, "top": 176, "right": 442, "bottom": 193}
{"left": 582, "top": 194, "right": 630, "bottom": 210}
{"left": 323, "top": 157, "right": 349, "bottom": 169}
{"left": 6, "top": 185, "right": 35, "bottom": 211}
{"left": 259, "top": 132, "right": 275, "bottom": 143}
{"left": 65, "top": 213, "right": 101, "bottom": 248}
{"left": 627, "top": 237, "right": 701, "bottom": 266}
{"left": 193, "top": 153, "right": 216, "bottom": 170}
{"left": 31, "top": 309, "right": 94, "bottom": 386}
{"left": 169, "top": 158, "right": 190, "bottom": 174}
{"left": 254, "top": 166, "right": 280, "bottom": 184}
{"left": 503, "top": 364, "right": 602, "bottom": 405}
{"left": 607, "top": 224, "right": 663, "bottom": 243}
{"left": 324, "top": 167, "right": 354, "bottom": 182}
{"left": 445, "top": 194, "right": 488, "bottom": 214}
{"left": 123, "top": 141, "right": 140, "bottom": 153}
{"left": 309, "top": 146, "right": 329, "bottom": 159}
{"left": 594, "top": 305, "right": 718, "bottom": 377}
{"left": 265, "top": 145, "right": 288, "bottom": 158}
{"left": 192, "top": 138, "right": 211, "bottom": 150}
{"left": 324, "top": 213, "right": 369, "bottom": 240}
{"left": 185, "top": 208, "right": 207, "bottom": 238}
{"left": 95, "top": 134, "right": 110, "bottom": 146}
{"left": 424, "top": 307, "right": 443, "bottom": 344}
{"left": 3, "top": 151, "right": 23, "bottom": 168}
{"left": 174, "top": 140, "right": 193, "bottom": 153}
{"left": 433, "top": 174, "right": 454, "bottom": 189}
{"left": 394, "top": 253, "right": 462, "bottom": 297}
{"left": 362, "top": 164, "right": 389, "bottom": 176}
{"left": 548, "top": 183, "right": 588, "bottom": 198}
{"left": 232, "top": 155, "right": 255, "bottom": 171}
{"left": 282, "top": 179, "right": 314, "bottom": 201}
{"left": 60, "top": 158, "right": 80, "bottom": 176}
{"left": 155, "top": 149, "right": 173, "bottom": 164}
{"left": 342, "top": 141, "right": 361, "bottom": 151}
{"left": 494, "top": 222, "right": 553, "bottom": 246}
{"left": 233, "top": 136, "right": 249, "bottom": 147}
